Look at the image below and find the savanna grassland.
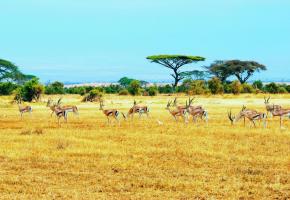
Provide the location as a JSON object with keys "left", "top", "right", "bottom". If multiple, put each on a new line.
{"left": 0, "top": 94, "right": 289, "bottom": 199}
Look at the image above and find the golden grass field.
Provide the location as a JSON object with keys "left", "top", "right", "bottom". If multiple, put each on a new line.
{"left": 0, "top": 94, "right": 289, "bottom": 199}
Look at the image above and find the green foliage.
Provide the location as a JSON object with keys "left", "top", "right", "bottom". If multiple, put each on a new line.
{"left": 118, "top": 89, "right": 129, "bottom": 95}
{"left": 147, "top": 54, "right": 205, "bottom": 87}
{"left": 157, "top": 84, "right": 174, "bottom": 94}
{"left": 118, "top": 77, "right": 134, "bottom": 88}
{"left": 65, "top": 87, "right": 86, "bottom": 95}
{"left": 277, "top": 86, "right": 288, "bottom": 94}
{"left": 0, "top": 59, "right": 24, "bottom": 83}
{"left": 0, "top": 82, "right": 18, "bottom": 95}
{"left": 82, "top": 89, "right": 103, "bottom": 102}
{"left": 128, "top": 80, "right": 141, "bottom": 95}
{"left": 103, "top": 84, "right": 122, "bottom": 94}
{"left": 285, "top": 85, "right": 290, "bottom": 92}
{"left": 19, "top": 78, "right": 45, "bottom": 102}
{"left": 208, "top": 77, "right": 224, "bottom": 94}
{"left": 147, "top": 86, "right": 158, "bottom": 96}
{"left": 264, "top": 82, "right": 279, "bottom": 94}
{"left": 252, "top": 80, "right": 263, "bottom": 90}
{"left": 230, "top": 80, "right": 242, "bottom": 95}
{"left": 241, "top": 83, "right": 255, "bottom": 93}
{"left": 45, "top": 81, "right": 65, "bottom": 94}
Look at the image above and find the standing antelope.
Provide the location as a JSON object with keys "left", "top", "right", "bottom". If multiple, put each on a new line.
{"left": 264, "top": 96, "right": 282, "bottom": 116}
{"left": 127, "top": 100, "right": 149, "bottom": 120}
{"left": 228, "top": 106, "right": 267, "bottom": 128}
{"left": 166, "top": 101, "right": 188, "bottom": 123}
{"left": 46, "top": 98, "right": 59, "bottom": 117}
{"left": 269, "top": 107, "right": 290, "bottom": 128}
{"left": 186, "top": 100, "right": 208, "bottom": 124}
{"left": 54, "top": 107, "right": 68, "bottom": 126}
{"left": 99, "top": 100, "right": 125, "bottom": 124}
{"left": 57, "top": 98, "right": 79, "bottom": 116}
{"left": 174, "top": 97, "right": 203, "bottom": 111}
{"left": 17, "top": 103, "right": 32, "bottom": 119}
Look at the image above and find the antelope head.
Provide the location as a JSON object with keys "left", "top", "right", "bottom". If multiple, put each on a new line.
{"left": 173, "top": 97, "right": 177, "bottom": 107}
{"left": 166, "top": 101, "right": 172, "bottom": 110}
{"left": 264, "top": 96, "right": 270, "bottom": 105}
{"left": 57, "top": 97, "right": 62, "bottom": 106}
{"left": 47, "top": 98, "right": 53, "bottom": 107}
{"left": 133, "top": 100, "right": 137, "bottom": 106}
{"left": 228, "top": 110, "right": 235, "bottom": 125}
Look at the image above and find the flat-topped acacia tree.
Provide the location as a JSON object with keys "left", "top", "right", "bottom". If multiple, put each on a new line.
{"left": 146, "top": 55, "right": 205, "bottom": 88}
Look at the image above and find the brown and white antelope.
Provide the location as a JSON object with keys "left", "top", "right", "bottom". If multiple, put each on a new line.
{"left": 186, "top": 100, "right": 208, "bottom": 123}
{"left": 166, "top": 101, "right": 188, "bottom": 123}
{"left": 269, "top": 107, "right": 290, "bottom": 128}
{"left": 54, "top": 107, "right": 68, "bottom": 126}
{"left": 127, "top": 100, "right": 149, "bottom": 120}
{"left": 17, "top": 103, "right": 32, "bottom": 119}
{"left": 228, "top": 106, "right": 267, "bottom": 128}
{"left": 173, "top": 97, "right": 203, "bottom": 111}
{"left": 264, "top": 96, "right": 282, "bottom": 116}
{"left": 57, "top": 98, "right": 79, "bottom": 116}
{"left": 46, "top": 98, "right": 59, "bottom": 116}
{"left": 99, "top": 100, "right": 125, "bottom": 124}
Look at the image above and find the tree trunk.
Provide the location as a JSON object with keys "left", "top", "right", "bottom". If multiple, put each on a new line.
{"left": 172, "top": 69, "right": 179, "bottom": 88}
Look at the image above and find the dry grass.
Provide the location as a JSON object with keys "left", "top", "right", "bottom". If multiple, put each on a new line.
{"left": 0, "top": 94, "right": 289, "bottom": 199}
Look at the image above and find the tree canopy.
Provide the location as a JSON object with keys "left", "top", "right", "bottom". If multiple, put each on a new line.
{"left": 146, "top": 55, "right": 205, "bottom": 87}
{"left": 0, "top": 59, "right": 24, "bottom": 82}
{"left": 205, "top": 60, "right": 266, "bottom": 83}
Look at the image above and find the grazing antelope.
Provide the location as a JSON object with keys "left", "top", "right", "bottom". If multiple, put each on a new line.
{"left": 228, "top": 106, "right": 267, "bottom": 128}
{"left": 127, "top": 100, "right": 149, "bottom": 120}
{"left": 269, "top": 107, "right": 290, "bottom": 128}
{"left": 166, "top": 101, "right": 188, "bottom": 123}
{"left": 54, "top": 107, "right": 68, "bottom": 126}
{"left": 99, "top": 100, "right": 125, "bottom": 124}
{"left": 264, "top": 96, "right": 282, "bottom": 116}
{"left": 17, "top": 103, "right": 32, "bottom": 119}
{"left": 186, "top": 100, "right": 208, "bottom": 124}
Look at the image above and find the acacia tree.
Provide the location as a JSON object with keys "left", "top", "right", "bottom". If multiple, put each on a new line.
{"left": 0, "top": 59, "right": 23, "bottom": 82}
{"left": 205, "top": 60, "right": 266, "bottom": 83}
{"left": 146, "top": 55, "right": 205, "bottom": 87}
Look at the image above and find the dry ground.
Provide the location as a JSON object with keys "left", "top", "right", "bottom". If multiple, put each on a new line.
{"left": 0, "top": 94, "right": 289, "bottom": 199}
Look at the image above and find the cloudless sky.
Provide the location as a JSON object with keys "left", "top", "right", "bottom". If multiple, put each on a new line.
{"left": 1, "top": 0, "right": 290, "bottom": 83}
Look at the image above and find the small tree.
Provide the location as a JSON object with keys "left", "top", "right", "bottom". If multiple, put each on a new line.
{"left": 0, "top": 59, "right": 25, "bottom": 83}
{"left": 118, "top": 77, "right": 134, "bottom": 88}
{"left": 20, "top": 78, "right": 45, "bottom": 102}
{"left": 208, "top": 77, "right": 224, "bottom": 94}
{"left": 230, "top": 80, "right": 242, "bottom": 95}
{"left": 128, "top": 80, "right": 141, "bottom": 95}
{"left": 146, "top": 55, "right": 205, "bottom": 88}
{"left": 45, "top": 81, "right": 65, "bottom": 94}
{"left": 252, "top": 80, "right": 263, "bottom": 90}
{"left": 82, "top": 88, "right": 103, "bottom": 102}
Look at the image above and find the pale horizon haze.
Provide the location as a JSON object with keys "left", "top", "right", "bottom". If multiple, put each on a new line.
{"left": 1, "top": 0, "right": 290, "bottom": 83}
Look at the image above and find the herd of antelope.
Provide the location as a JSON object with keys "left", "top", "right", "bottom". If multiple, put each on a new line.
{"left": 14, "top": 96, "right": 290, "bottom": 128}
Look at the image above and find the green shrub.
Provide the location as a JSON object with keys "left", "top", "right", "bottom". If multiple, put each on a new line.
{"left": 252, "top": 80, "right": 263, "bottom": 90}
{"left": 45, "top": 81, "right": 65, "bottom": 94}
{"left": 128, "top": 80, "right": 141, "bottom": 96}
{"left": 0, "top": 82, "right": 18, "bottom": 95}
{"left": 158, "top": 84, "right": 174, "bottom": 94}
{"left": 208, "top": 77, "right": 224, "bottom": 94}
{"left": 241, "top": 83, "right": 255, "bottom": 93}
{"left": 18, "top": 78, "right": 45, "bottom": 102}
{"left": 147, "top": 86, "right": 158, "bottom": 96}
{"left": 82, "top": 89, "right": 103, "bottom": 102}
{"left": 118, "top": 89, "right": 129, "bottom": 95}
{"left": 188, "top": 80, "right": 209, "bottom": 95}
{"left": 264, "top": 82, "right": 279, "bottom": 94}
{"left": 277, "top": 87, "right": 288, "bottom": 94}
{"left": 230, "top": 80, "right": 242, "bottom": 95}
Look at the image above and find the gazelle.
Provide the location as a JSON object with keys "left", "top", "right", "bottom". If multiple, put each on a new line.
{"left": 127, "top": 100, "right": 149, "bottom": 120}
{"left": 186, "top": 100, "right": 208, "bottom": 123}
{"left": 269, "top": 107, "right": 290, "bottom": 128}
{"left": 174, "top": 97, "right": 203, "bottom": 111}
{"left": 228, "top": 106, "right": 267, "bottom": 128}
{"left": 57, "top": 98, "right": 79, "bottom": 116}
{"left": 166, "top": 101, "right": 188, "bottom": 123}
{"left": 54, "top": 107, "right": 68, "bottom": 126}
{"left": 46, "top": 98, "right": 59, "bottom": 117}
{"left": 99, "top": 100, "right": 125, "bottom": 124}
{"left": 17, "top": 103, "right": 32, "bottom": 119}
{"left": 264, "top": 96, "right": 282, "bottom": 116}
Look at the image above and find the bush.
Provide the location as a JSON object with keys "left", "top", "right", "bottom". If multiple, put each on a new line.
{"left": 158, "top": 84, "right": 174, "bottom": 94}
{"left": 241, "top": 83, "right": 255, "bottom": 93}
{"left": 277, "top": 86, "right": 288, "bottom": 94}
{"left": 230, "top": 80, "right": 242, "bottom": 95}
{"left": 264, "top": 82, "right": 279, "bottom": 94}
{"left": 285, "top": 85, "right": 290, "bottom": 93}
{"left": 104, "top": 84, "right": 122, "bottom": 94}
{"left": 82, "top": 89, "right": 103, "bottom": 102}
{"left": 147, "top": 86, "right": 158, "bottom": 96}
{"left": 252, "top": 80, "right": 263, "bottom": 90}
{"left": 65, "top": 86, "right": 86, "bottom": 95}
{"left": 223, "top": 83, "right": 231, "bottom": 94}
{"left": 0, "top": 82, "right": 18, "bottom": 95}
{"left": 208, "top": 77, "right": 224, "bottom": 94}
{"left": 128, "top": 80, "right": 141, "bottom": 96}
{"left": 17, "top": 78, "right": 45, "bottom": 102}
{"left": 118, "top": 89, "right": 129, "bottom": 95}
{"left": 45, "top": 81, "right": 65, "bottom": 94}
{"left": 187, "top": 80, "right": 209, "bottom": 95}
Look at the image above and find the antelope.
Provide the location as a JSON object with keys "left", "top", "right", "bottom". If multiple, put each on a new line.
{"left": 166, "top": 101, "right": 188, "bottom": 123}
{"left": 17, "top": 103, "right": 32, "bottom": 119}
{"left": 99, "top": 100, "right": 125, "bottom": 124}
{"left": 46, "top": 98, "right": 59, "bottom": 116}
{"left": 54, "top": 107, "right": 68, "bottom": 126}
{"left": 228, "top": 106, "right": 267, "bottom": 128}
{"left": 57, "top": 98, "right": 79, "bottom": 116}
{"left": 127, "top": 100, "right": 149, "bottom": 120}
{"left": 264, "top": 96, "right": 282, "bottom": 116}
{"left": 186, "top": 100, "right": 208, "bottom": 123}
{"left": 269, "top": 107, "right": 290, "bottom": 128}
{"left": 174, "top": 97, "right": 203, "bottom": 111}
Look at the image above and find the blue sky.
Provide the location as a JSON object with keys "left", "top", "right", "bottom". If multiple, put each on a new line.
{"left": 1, "top": 0, "right": 290, "bottom": 83}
